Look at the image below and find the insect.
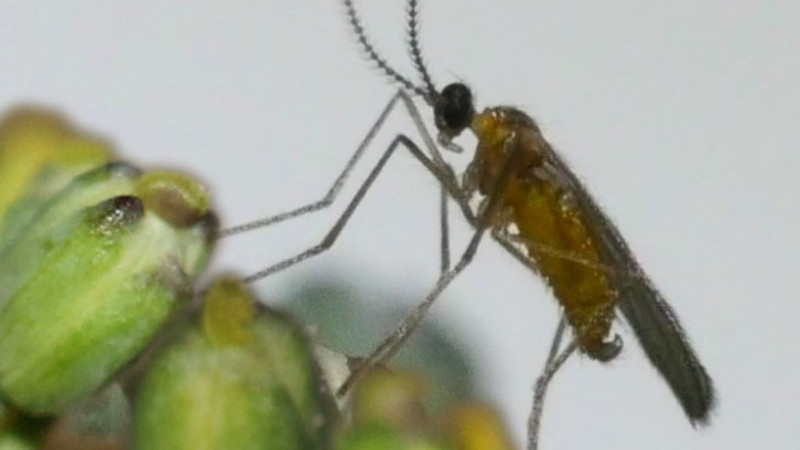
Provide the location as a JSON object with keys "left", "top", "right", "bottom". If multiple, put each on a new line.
{"left": 222, "top": 0, "right": 715, "bottom": 443}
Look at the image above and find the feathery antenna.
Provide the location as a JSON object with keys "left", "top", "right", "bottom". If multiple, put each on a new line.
{"left": 341, "top": 0, "right": 435, "bottom": 102}
{"left": 405, "top": 0, "right": 438, "bottom": 104}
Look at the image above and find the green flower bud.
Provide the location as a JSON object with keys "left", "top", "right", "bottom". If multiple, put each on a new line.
{"left": 337, "top": 425, "right": 449, "bottom": 450}
{"left": 0, "top": 164, "right": 216, "bottom": 414}
{"left": 0, "top": 107, "right": 113, "bottom": 235}
{"left": 133, "top": 277, "right": 335, "bottom": 450}
{"left": 0, "top": 163, "right": 142, "bottom": 299}
{"left": 336, "top": 370, "right": 451, "bottom": 450}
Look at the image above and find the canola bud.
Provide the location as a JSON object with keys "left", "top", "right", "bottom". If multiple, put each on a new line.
{"left": 336, "top": 370, "right": 450, "bottom": 450}
{"left": 0, "top": 107, "right": 113, "bottom": 234}
{"left": 0, "top": 163, "right": 216, "bottom": 414}
{"left": 336, "top": 426, "right": 449, "bottom": 450}
{"left": 441, "top": 403, "right": 513, "bottom": 450}
{"left": 133, "top": 276, "right": 334, "bottom": 450}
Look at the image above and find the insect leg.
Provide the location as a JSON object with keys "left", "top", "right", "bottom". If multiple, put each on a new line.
{"left": 439, "top": 186, "right": 451, "bottom": 272}
{"left": 527, "top": 318, "right": 577, "bottom": 450}
{"left": 234, "top": 89, "right": 461, "bottom": 283}
{"left": 240, "top": 133, "right": 453, "bottom": 283}
{"left": 221, "top": 90, "right": 416, "bottom": 238}
{"left": 337, "top": 136, "right": 528, "bottom": 397}
{"left": 336, "top": 200, "right": 489, "bottom": 397}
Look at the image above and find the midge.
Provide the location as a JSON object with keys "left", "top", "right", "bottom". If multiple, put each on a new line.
{"left": 224, "top": 0, "right": 715, "bottom": 440}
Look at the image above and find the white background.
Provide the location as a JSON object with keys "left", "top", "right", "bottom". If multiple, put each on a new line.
{"left": 1, "top": 1, "right": 798, "bottom": 449}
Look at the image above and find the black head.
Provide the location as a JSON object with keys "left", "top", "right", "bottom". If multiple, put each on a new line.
{"left": 434, "top": 83, "right": 476, "bottom": 139}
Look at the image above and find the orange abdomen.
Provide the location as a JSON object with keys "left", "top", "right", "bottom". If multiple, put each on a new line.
{"left": 471, "top": 107, "right": 617, "bottom": 357}
{"left": 509, "top": 178, "right": 616, "bottom": 356}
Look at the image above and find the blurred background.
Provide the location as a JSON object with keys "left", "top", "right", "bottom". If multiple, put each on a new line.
{"left": 1, "top": 1, "right": 798, "bottom": 448}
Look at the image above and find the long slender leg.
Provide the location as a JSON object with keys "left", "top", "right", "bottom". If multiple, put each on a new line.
{"left": 221, "top": 89, "right": 464, "bottom": 284}
{"left": 220, "top": 91, "right": 403, "bottom": 237}
{"left": 336, "top": 139, "right": 526, "bottom": 397}
{"left": 439, "top": 186, "right": 451, "bottom": 272}
{"left": 492, "top": 226, "right": 583, "bottom": 449}
{"left": 220, "top": 89, "right": 454, "bottom": 238}
{"left": 241, "top": 134, "right": 456, "bottom": 283}
{"left": 527, "top": 319, "right": 577, "bottom": 450}
{"left": 336, "top": 208, "right": 489, "bottom": 397}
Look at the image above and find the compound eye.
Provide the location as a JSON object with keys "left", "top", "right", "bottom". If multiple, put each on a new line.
{"left": 434, "top": 83, "right": 475, "bottom": 137}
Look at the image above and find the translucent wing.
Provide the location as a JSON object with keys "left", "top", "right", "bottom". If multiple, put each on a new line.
{"left": 543, "top": 144, "right": 716, "bottom": 424}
